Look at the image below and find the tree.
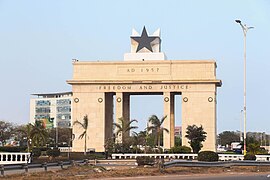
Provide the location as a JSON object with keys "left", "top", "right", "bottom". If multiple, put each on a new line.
{"left": 131, "top": 132, "right": 140, "bottom": 153}
{"left": 48, "top": 128, "right": 72, "bottom": 147}
{"left": 104, "top": 138, "right": 116, "bottom": 157}
{"left": 130, "top": 130, "right": 153, "bottom": 153}
{"left": 147, "top": 115, "right": 169, "bottom": 148}
{"left": 16, "top": 122, "right": 48, "bottom": 151}
{"left": 239, "top": 136, "right": 259, "bottom": 151}
{"left": 113, "top": 117, "right": 138, "bottom": 153}
{"left": 175, "top": 136, "right": 182, "bottom": 146}
{"left": 218, "top": 131, "right": 240, "bottom": 146}
{"left": 185, "top": 125, "right": 207, "bottom": 153}
{"left": 0, "top": 120, "right": 16, "bottom": 145}
{"left": 73, "top": 115, "right": 89, "bottom": 155}
{"left": 16, "top": 123, "right": 34, "bottom": 152}
{"left": 58, "top": 128, "right": 72, "bottom": 145}
{"left": 247, "top": 143, "right": 260, "bottom": 155}
{"left": 246, "top": 136, "right": 259, "bottom": 145}
{"left": 146, "top": 133, "right": 156, "bottom": 148}
{"left": 30, "top": 121, "right": 49, "bottom": 147}
{"left": 138, "top": 130, "right": 149, "bottom": 152}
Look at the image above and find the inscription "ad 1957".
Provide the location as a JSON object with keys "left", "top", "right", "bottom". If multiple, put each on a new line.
{"left": 117, "top": 66, "right": 169, "bottom": 75}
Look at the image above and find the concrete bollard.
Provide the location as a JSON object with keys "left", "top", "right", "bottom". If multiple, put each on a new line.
{"left": 84, "top": 159, "right": 89, "bottom": 165}
{"left": 58, "top": 161, "right": 64, "bottom": 169}
{"left": 43, "top": 162, "right": 48, "bottom": 171}
{"left": 23, "top": 164, "right": 28, "bottom": 173}
{"left": 0, "top": 165, "right": 4, "bottom": 176}
{"left": 71, "top": 160, "right": 75, "bottom": 166}
{"left": 158, "top": 158, "right": 165, "bottom": 172}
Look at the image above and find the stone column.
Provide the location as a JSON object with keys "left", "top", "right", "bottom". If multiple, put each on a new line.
{"left": 72, "top": 90, "right": 106, "bottom": 152}
{"left": 163, "top": 92, "right": 175, "bottom": 149}
{"left": 182, "top": 90, "right": 217, "bottom": 152}
{"left": 105, "top": 93, "right": 114, "bottom": 141}
{"left": 115, "top": 92, "right": 130, "bottom": 143}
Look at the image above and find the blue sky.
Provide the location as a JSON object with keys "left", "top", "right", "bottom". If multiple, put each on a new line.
{"left": 0, "top": 0, "right": 270, "bottom": 133}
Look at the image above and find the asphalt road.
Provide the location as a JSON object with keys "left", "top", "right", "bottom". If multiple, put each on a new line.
{"left": 102, "top": 173, "right": 270, "bottom": 180}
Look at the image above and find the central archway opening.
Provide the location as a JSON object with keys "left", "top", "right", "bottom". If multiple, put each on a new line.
{"left": 129, "top": 93, "right": 182, "bottom": 146}
{"left": 130, "top": 94, "right": 163, "bottom": 131}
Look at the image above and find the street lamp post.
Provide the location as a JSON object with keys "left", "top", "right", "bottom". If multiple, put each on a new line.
{"left": 235, "top": 19, "right": 254, "bottom": 156}
{"left": 240, "top": 110, "right": 243, "bottom": 142}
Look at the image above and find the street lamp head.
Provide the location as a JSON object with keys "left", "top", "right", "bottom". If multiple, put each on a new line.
{"left": 235, "top": 19, "right": 241, "bottom": 24}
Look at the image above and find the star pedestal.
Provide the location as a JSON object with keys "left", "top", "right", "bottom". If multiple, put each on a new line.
{"left": 124, "top": 26, "right": 166, "bottom": 61}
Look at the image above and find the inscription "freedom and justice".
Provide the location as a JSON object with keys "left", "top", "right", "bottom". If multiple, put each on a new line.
{"left": 98, "top": 84, "right": 189, "bottom": 91}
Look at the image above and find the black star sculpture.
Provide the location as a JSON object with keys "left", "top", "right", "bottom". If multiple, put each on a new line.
{"left": 131, "top": 26, "right": 158, "bottom": 53}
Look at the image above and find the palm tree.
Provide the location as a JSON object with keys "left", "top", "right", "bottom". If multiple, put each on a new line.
{"left": 16, "top": 123, "right": 34, "bottom": 152}
{"left": 137, "top": 130, "right": 149, "bottom": 153}
{"left": 31, "top": 121, "right": 48, "bottom": 148}
{"left": 185, "top": 124, "right": 207, "bottom": 153}
{"left": 147, "top": 115, "right": 169, "bottom": 148}
{"left": 73, "top": 115, "right": 89, "bottom": 155}
{"left": 138, "top": 130, "right": 147, "bottom": 145}
{"left": 131, "top": 132, "right": 139, "bottom": 153}
{"left": 113, "top": 117, "right": 138, "bottom": 152}
{"left": 247, "top": 143, "right": 260, "bottom": 155}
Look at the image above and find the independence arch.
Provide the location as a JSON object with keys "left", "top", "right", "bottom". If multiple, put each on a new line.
{"left": 67, "top": 60, "right": 222, "bottom": 152}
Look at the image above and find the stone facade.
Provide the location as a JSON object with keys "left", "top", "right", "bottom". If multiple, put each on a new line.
{"left": 67, "top": 60, "right": 221, "bottom": 152}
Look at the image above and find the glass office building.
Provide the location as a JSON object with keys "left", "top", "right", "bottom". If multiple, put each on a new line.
{"left": 30, "top": 92, "right": 72, "bottom": 128}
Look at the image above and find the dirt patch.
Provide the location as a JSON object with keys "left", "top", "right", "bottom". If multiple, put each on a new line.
{"left": 1, "top": 165, "right": 270, "bottom": 180}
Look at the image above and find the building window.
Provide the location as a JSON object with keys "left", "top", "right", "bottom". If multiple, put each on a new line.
{"left": 56, "top": 114, "right": 71, "bottom": 120}
{"left": 36, "top": 100, "right": 51, "bottom": 106}
{"left": 36, "top": 107, "right": 50, "bottom": 113}
{"left": 35, "top": 114, "right": 50, "bottom": 120}
{"left": 57, "top": 106, "right": 71, "bottom": 113}
{"left": 56, "top": 99, "right": 71, "bottom": 106}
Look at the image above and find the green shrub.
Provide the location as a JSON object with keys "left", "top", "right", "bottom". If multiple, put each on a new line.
{"left": 169, "top": 146, "right": 191, "bottom": 153}
{"left": 155, "top": 147, "right": 163, "bottom": 153}
{"left": 46, "top": 148, "right": 61, "bottom": 157}
{"left": 38, "top": 147, "right": 50, "bottom": 151}
{"left": 257, "top": 148, "right": 269, "bottom": 155}
{"left": 244, "top": 154, "right": 256, "bottom": 160}
{"left": 136, "top": 156, "right": 155, "bottom": 166}
{"left": 32, "top": 147, "right": 50, "bottom": 157}
{"left": 198, "top": 151, "right": 219, "bottom": 162}
{"left": 130, "top": 147, "right": 143, "bottom": 154}
{"left": 87, "top": 153, "right": 105, "bottom": 159}
{"left": 32, "top": 148, "right": 42, "bottom": 157}
{"left": 0, "top": 146, "right": 27, "bottom": 152}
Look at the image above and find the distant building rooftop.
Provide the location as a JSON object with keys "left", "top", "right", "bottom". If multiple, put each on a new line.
{"left": 31, "top": 91, "right": 72, "bottom": 98}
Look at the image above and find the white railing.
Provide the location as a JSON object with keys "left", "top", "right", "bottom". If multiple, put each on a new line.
{"left": 218, "top": 154, "right": 244, "bottom": 161}
{"left": 112, "top": 153, "right": 270, "bottom": 162}
{"left": 0, "top": 152, "right": 31, "bottom": 165}
{"left": 59, "top": 147, "right": 72, "bottom": 152}
{"left": 255, "top": 154, "right": 270, "bottom": 161}
{"left": 112, "top": 153, "right": 197, "bottom": 160}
